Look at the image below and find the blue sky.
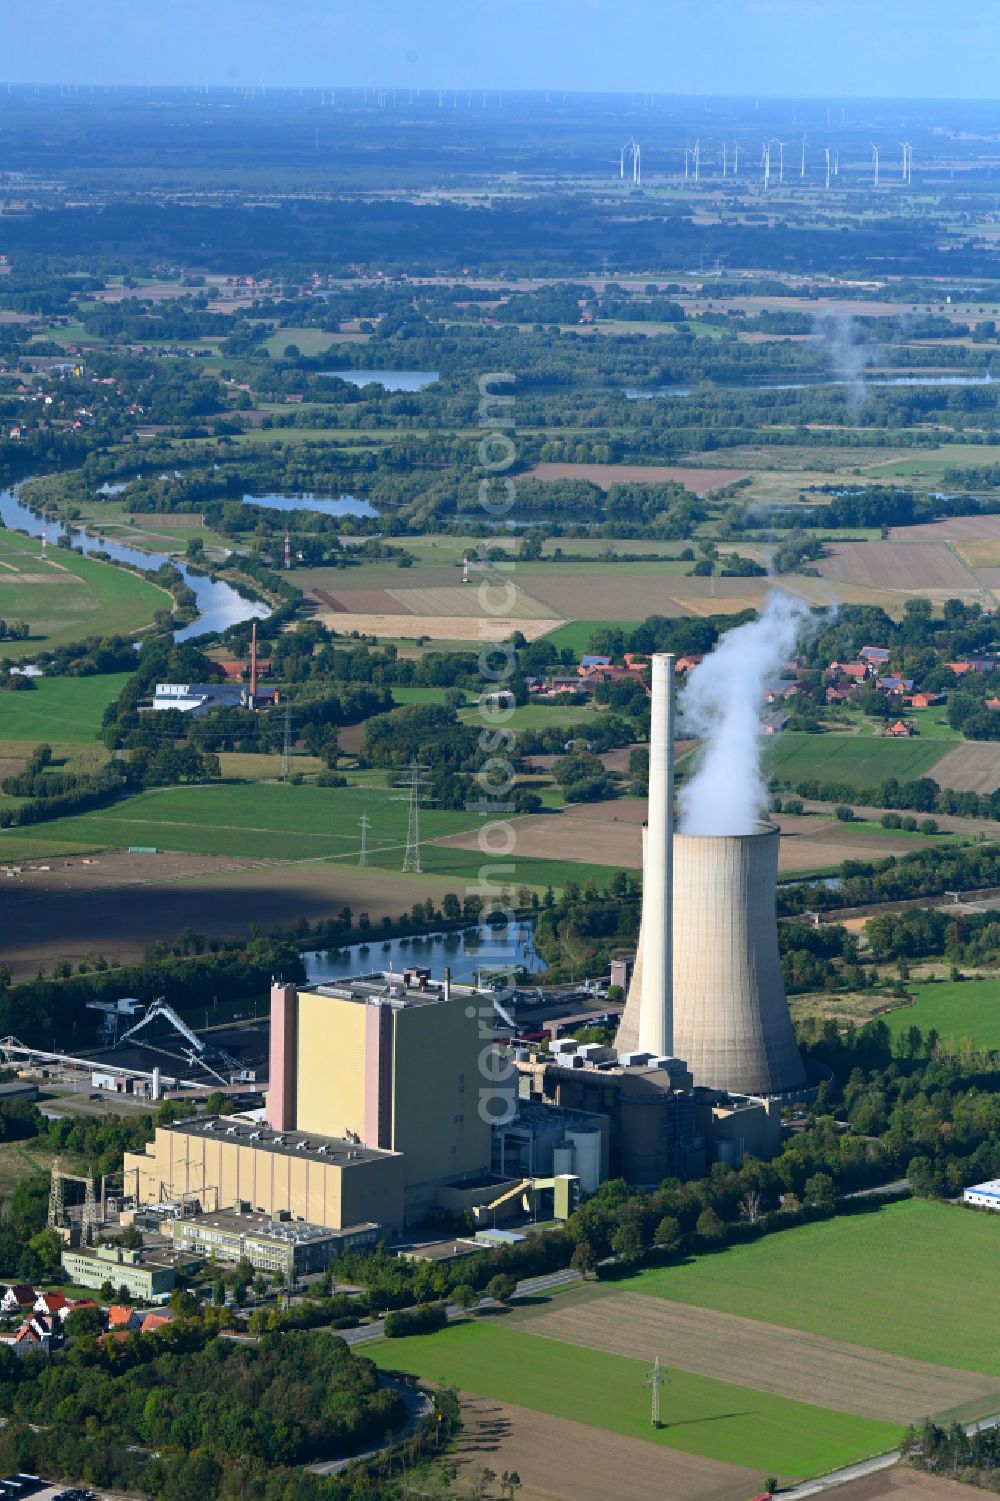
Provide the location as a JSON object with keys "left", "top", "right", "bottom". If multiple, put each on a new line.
{"left": 4, "top": 0, "right": 999, "bottom": 97}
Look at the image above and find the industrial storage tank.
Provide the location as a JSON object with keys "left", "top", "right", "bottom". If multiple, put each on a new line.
{"left": 671, "top": 822, "right": 805, "bottom": 1096}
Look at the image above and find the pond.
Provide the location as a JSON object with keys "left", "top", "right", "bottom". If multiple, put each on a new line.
{"left": 242, "top": 493, "right": 377, "bottom": 519}
{"left": 302, "top": 919, "right": 544, "bottom": 986}
{"left": 320, "top": 370, "right": 439, "bottom": 392}
{"left": 0, "top": 486, "right": 269, "bottom": 642}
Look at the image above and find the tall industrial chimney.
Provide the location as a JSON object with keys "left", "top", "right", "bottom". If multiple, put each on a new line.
{"left": 638, "top": 653, "right": 674, "bottom": 1056}
{"left": 250, "top": 621, "right": 258, "bottom": 703}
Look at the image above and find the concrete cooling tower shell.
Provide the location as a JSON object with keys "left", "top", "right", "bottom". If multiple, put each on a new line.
{"left": 672, "top": 823, "right": 805, "bottom": 1096}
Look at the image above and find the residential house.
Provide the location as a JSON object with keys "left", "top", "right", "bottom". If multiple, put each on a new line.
{"left": 907, "top": 692, "right": 943, "bottom": 709}
{"left": 675, "top": 655, "right": 704, "bottom": 675}
{"left": 826, "top": 686, "right": 850, "bottom": 705}
{"left": 761, "top": 711, "right": 791, "bottom": 735}
{"left": 578, "top": 655, "right": 612, "bottom": 674}
{"left": 877, "top": 676, "right": 914, "bottom": 695}
{"left": 860, "top": 646, "right": 891, "bottom": 666}
{"left": 883, "top": 721, "right": 916, "bottom": 738}
{"left": 841, "top": 662, "right": 872, "bottom": 683}
{"left": 0, "top": 1286, "right": 35, "bottom": 1314}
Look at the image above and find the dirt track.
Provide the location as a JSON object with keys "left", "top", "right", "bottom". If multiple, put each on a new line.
{"left": 509, "top": 1291, "right": 1000, "bottom": 1426}
{"left": 829, "top": 1468, "right": 990, "bottom": 1501}
{"left": 452, "top": 1391, "right": 761, "bottom": 1501}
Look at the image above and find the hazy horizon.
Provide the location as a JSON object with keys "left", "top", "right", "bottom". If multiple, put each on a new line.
{"left": 3, "top": 0, "right": 999, "bottom": 101}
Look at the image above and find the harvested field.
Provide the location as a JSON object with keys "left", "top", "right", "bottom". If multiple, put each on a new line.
{"left": 889, "top": 516, "right": 1000, "bottom": 544}
{"left": 519, "top": 573, "right": 771, "bottom": 620}
{"left": 435, "top": 812, "right": 642, "bottom": 869}
{"left": 829, "top": 1469, "right": 986, "bottom": 1501}
{"left": 450, "top": 1393, "right": 760, "bottom": 1501}
{"left": 0, "top": 856, "right": 461, "bottom": 979}
{"left": 307, "top": 609, "right": 561, "bottom": 640}
{"left": 508, "top": 1291, "right": 1000, "bottom": 1426}
{"left": 387, "top": 585, "right": 557, "bottom": 620}
{"left": 311, "top": 587, "right": 409, "bottom": 614}
{"left": 434, "top": 805, "right": 929, "bottom": 877}
{"left": 527, "top": 462, "right": 750, "bottom": 494}
{"left": 929, "top": 743, "right": 1000, "bottom": 794}
{"left": 816, "top": 542, "right": 978, "bottom": 595}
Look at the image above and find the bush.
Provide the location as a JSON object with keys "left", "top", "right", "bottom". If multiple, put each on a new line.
{"left": 316, "top": 772, "right": 348, "bottom": 787}
{"left": 835, "top": 805, "right": 855, "bottom": 822}
{"left": 383, "top": 1301, "right": 448, "bottom": 1338}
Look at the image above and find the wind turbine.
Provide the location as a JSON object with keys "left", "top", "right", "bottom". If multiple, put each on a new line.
{"left": 898, "top": 141, "right": 913, "bottom": 184}
{"left": 872, "top": 144, "right": 880, "bottom": 189}
{"left": 800, "top": 136, "right": 807, "bottom": 178}
{"left": 775, "top": 139, "right": 790, "bottom": 185}
{"left": 633, "top": 141, "right": 641, "bottom": 184}
{"left": 692, "top": 139, "right": 700, "bottom": 182}
{"left": 824, "top": 145, "right": 831, "bottom": 189}
{"left": 733, "top": 141, "right": 739, "bottom": 176}
{"left": 762, "top": 140, "right": 771, "bottom": 191}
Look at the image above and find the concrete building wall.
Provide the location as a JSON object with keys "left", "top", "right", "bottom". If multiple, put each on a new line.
{"left": 391, "top": 995, "right": 492, "bottom": 1213}
{"left": 124, "top": 1128, "right": 405, "bottom": 1235}
{"left": 295, "top": 990, "right": 366, "bottom": 1140}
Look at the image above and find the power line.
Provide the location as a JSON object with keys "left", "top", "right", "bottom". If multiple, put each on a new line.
{"left": 281, "top": 703, "right": 293, "bottom": 781}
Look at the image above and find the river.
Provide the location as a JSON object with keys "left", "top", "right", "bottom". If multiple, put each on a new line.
{"left": 0, "top": 485, "right": 269, "bottom": 642}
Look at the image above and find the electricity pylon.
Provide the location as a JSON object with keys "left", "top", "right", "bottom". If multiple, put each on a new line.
{"left": 645, "top": 1356, "right": 668, "bottom": 1428}
{"left": 393, "top": 761, "right": 434, "bottom": 874}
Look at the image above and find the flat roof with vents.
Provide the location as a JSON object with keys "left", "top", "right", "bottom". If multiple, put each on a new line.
{"left": 161, "top": 1116, "right": 399, "bottom": 1167}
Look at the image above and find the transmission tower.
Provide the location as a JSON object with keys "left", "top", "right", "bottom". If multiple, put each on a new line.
{"left": 281, "top": 703, "right": 292, "bottom": 781}
{"left": 393, "top": 761, "right": 434, "bottom": 874}
{"left": 645, "top": 1356, "right": 667, "bottom": 1428}
{"left": 358, "top": 811, "right": 370, "bottom": 867}
{"left": 48, "top": 1159, "right": 99, "bottom": 1243}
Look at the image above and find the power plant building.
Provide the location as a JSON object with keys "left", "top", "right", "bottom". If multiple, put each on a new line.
{"left": 615, "top": 652, "right": 807, "bottom": 1098}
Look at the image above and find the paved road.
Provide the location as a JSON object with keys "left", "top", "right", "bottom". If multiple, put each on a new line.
{"left": 844, "top": 1179, "right": 910, "bottom": 1200}
{"left": 342, "top": 1266, "right": 581, "bottom": 1348}
{"left": 307, "top": 1376, "right": 433, "bottom": 1476}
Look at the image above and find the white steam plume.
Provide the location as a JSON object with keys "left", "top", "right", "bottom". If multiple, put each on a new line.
{"left": 815, "top": 312, "right": 873, "bottom": 411}
{"left": 678, "top": 592, "right": 815, "bottom": 836}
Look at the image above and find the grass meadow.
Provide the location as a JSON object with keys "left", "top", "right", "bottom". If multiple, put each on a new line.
{"left": 371, "top": 1319, "right": 900, "bottom": 1478}
{"left": 625, "top": 1199, "right": 1000, "bottom": 1375}
{"left": 885, "top": 977, "right": 1000, "bottom": 1053}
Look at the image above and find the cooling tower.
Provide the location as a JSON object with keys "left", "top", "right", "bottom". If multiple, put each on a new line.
{"left": 615, "top": 657, "right": 805, "bottom": 1096}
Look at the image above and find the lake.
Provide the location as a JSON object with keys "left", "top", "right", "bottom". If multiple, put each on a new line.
{"left": 320, "top": 370, "right": 439, "bottom": 392}
{"left": 302, "top": 919, "right": 544, "bottom": 986}
{"left": 0, "top": 486, "right": 269, "bottom": 642}
{"left": 242, "top": 493, "right": 377, "bottom": 518}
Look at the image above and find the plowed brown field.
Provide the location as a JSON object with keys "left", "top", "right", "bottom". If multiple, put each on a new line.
{"left": 508, "top": 1291, "right": 1000, "bottom": 1426}
{"left": 451, "top": 1392, "right": 761, "bottom": 1501}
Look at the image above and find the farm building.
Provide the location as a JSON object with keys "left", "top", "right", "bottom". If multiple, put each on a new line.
{"left": 963, "top": 1179, "right": 1000, "bottom": 1211}
{"left": 150, "top": 682, "right": 244, "bottom": 716}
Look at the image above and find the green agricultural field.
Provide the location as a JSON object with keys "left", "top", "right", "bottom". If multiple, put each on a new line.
{"left": 765, "top": 732, "right": 947, "bottom": 788}
{"left": 0, "top": 674, "right": 130, "bottom": 745}
{"left": 542, "top": 621, "right": 635, "bottom": 655}
{"left": 262, "top": 327, "right": 350, "bottom": 357}
{"left": 371, "top": 1321, "right": 899, "bottom": 1479}
{"left": 886, "top": 977, "right": 1000, "bottom": 1052}
{"left": 373, "top": 840, "right": 617, "bottom": 893}
{"left": 0, "top": 529, "right": 168, "bottom": 656}
{"left": 627, "top": 1199, "right": 1000, "bottom": 1375}
{"left": 0, "top": 781, "right": 479, "bottom": 862}
{"left": 458, "top": 702, "right": 606, "bottom": 732}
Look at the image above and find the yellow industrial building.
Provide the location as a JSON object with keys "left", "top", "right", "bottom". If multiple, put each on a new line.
{"left": 125, "top": 973, "right": 499, "bottom": 1234}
